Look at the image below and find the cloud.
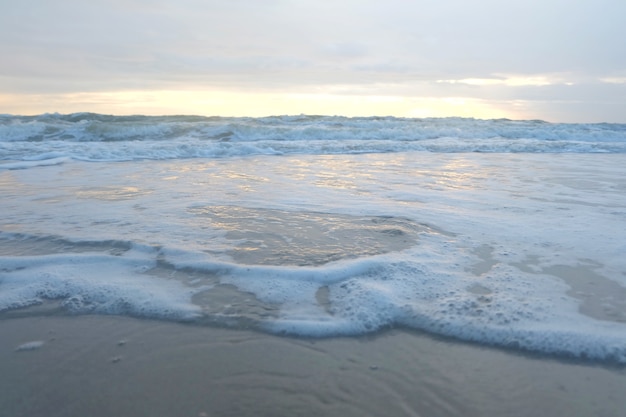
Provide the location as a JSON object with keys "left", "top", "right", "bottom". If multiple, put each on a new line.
{"left": 1, "top": 0, "right": 625, "bottom": 121}
{"left": 322, "top": 42, "right": 369, "bottom": 59}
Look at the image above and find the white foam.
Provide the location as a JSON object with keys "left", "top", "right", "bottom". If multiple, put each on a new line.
{"left": 186, "top": 238, "right": 626, "bottom": 363}
{"left": 0, "top": 248, "right": 204, "bottom": 320}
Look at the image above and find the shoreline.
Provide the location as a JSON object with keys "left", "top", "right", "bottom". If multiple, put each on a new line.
{"left": 2, "top": 315, "right": 625, "bottom": 417}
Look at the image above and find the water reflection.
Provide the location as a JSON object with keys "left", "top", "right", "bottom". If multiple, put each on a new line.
{"left": 188, "top": 205, "right": 424, "bottom": 266}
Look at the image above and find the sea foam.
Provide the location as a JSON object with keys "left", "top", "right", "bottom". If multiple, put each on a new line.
{"left": 0, "top": 248, "right": 204, "bottom": 320}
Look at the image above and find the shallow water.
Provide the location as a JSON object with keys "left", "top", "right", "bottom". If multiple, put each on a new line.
{"left": 2, "top": 151, "right": 626, "bottom": 363}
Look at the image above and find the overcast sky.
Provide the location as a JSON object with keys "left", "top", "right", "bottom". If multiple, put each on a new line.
{"left": 1, "top": 0, "right": 624, "bottom": 121}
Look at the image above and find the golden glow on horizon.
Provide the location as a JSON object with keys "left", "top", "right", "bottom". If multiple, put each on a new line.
{"left": 0, "top": 89, "right": 525, "bottom": 120}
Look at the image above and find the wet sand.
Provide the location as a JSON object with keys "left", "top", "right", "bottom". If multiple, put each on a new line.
{"left": 2, "top": 316, "right": 625, "bottom": 417}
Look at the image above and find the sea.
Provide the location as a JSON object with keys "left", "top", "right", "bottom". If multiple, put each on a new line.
{"left": 1, "top": 113, "right": 626, "bottom": 363}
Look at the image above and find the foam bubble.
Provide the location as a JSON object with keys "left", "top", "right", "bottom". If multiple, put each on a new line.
{"left": 0, "top": 249, "right": 204, "bottom": 320}
{"left": 15, "top": 340, "right": 45, "bottom": 351}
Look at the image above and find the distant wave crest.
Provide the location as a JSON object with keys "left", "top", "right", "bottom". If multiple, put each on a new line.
{"left": 1, "top": 113, "right": 625, "bottom": 164}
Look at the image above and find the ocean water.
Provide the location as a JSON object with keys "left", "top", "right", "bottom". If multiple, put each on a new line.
{"left": 1, "top": 113, "right": 626, "bottom": 363}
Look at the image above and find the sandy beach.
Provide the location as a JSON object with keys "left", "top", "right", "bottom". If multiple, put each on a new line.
{"left": 2, "top": 315, "right": 625, "bottom": 417}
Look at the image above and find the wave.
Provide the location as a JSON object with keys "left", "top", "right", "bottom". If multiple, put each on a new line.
{"left": 1, "top": 113, "right": 625, "bottom": 164}
{"left": 2, "top": 231, "right": 626, "bottom": 364}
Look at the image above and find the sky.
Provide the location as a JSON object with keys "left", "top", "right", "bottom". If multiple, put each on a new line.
{"left": 1, "top": 0, "right": 625, "bottom": 122}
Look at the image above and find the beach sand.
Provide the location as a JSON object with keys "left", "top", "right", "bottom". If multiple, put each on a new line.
{"left": 2, "top": 316, "right": 625, "bottom": 417}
